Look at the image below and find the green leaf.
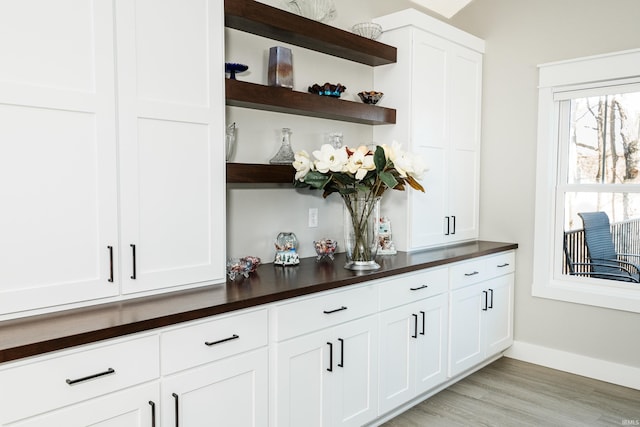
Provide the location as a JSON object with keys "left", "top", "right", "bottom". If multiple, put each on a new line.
{"left": 339, "top": 187, "right": 357, "bottom": 196}
{"left": 374, "top": 146, "right": 386, "bottom": 172}
{"left": 302, "top": 171, "right": 331, "bottom": 189}
{"left": 379, "top": 170, "right": 399, "bottom": 189}
{"left": 355, "top": 183, "right": 371, "bottom": 193}
{"left": 332, "top": 172, "right": 356, "bottom": 185}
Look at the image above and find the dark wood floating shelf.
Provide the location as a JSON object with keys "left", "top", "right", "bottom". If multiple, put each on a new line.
{"left": 226, "top": 79, "right": 396, "bottom": 125}
{"left": 227, "top": 163, "right": 295, "bottom": 184}
{"left": 224, "top": 0, "right": 396, "bottom": 66}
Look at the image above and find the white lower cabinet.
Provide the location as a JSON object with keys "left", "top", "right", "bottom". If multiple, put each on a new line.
{"left": 0, "top": 335, "right": 160, "bottom": 427}
{"left": 449, "top": 255, "right": 515, "bottom": 377}
{"left": 273, "top": 315, "right": 379, "bottom": 427}
{"left": 378, "top": 293, "right": 448, "bottom": 415}
{"left": 4, "top": 382, "right": 159, "bottom": 427}
{"left": 159, "top": 308, "right": 269, "bottom": 427}
{"left": 161, "top": 347, "right": 268, "bottom": 427}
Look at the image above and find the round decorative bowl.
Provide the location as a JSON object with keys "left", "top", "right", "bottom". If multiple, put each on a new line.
{"left": 314, "top": 239, "right": 337, "bottom": 261}
{"left": 358, "top": 91, "right": 384, "bottom": 105}
{"left": 351, "top": 22, "right": 382, "bottom": 40}
{"left": 308, "top": 82, "right": 347, "bottom": 97}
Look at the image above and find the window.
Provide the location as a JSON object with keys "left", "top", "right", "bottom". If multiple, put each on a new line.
{"left": 533, "top": 49, "right": 640, "bottom": 313}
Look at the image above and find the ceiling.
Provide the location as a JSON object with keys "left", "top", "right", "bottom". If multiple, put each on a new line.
{"left": 408, "top": 0, "right": 473, "bottom": 18}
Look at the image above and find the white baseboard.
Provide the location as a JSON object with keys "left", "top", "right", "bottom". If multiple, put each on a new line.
{"left": 505, "top": 340, "right": 640, "bottom": 390}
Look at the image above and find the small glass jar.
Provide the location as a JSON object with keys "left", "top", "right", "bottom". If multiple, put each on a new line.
{"left": 274, "top": 232, "right": 300, "bottom": 266}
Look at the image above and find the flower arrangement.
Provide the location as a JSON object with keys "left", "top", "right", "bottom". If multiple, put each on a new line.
{"left": 292, "top": 142, "right": 426, "bottom": 197}
{"left": 293, "top": 142, "right": 426, "bottom": 269}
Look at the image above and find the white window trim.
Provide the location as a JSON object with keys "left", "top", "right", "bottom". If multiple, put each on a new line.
{"left": 532, "top": 48, "right": 640, "bottom": 313}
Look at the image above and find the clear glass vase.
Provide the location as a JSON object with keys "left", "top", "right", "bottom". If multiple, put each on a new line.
{"left": 343, "top": 194, "right": 381, "bottom": 270}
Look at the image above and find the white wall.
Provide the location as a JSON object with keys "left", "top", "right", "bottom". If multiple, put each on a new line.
{"left": 447, "top": 0, "right": 640, "bottom": 368}
{"left": 227, "top": 0, "right": 640, "bottom": 370}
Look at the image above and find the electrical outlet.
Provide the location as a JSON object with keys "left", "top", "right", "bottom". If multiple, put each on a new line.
{"left": 308, "top": 208, "right": 318, "bottom": 228}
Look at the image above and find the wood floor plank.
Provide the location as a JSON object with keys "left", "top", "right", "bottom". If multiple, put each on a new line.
{"left": 383, "top": 357, "right": 640, "bottom": 426}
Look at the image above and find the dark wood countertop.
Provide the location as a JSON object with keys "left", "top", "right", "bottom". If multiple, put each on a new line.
{"left": 0, "top": 240, "right": 517, "bottom": 363}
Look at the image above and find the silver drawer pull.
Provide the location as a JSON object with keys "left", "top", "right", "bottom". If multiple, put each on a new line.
{"left": 205, "top": 334, "right": 239, "bottom": 346}
{"left": 323, "top": 306, "right": 347, "bottom": 314}
{"left": 497, "top": 263, "right": 510, "bottom": 268}
{"left": 410, "top": 284, "right": 429, "bottom": 291}
{"left": 66, "top": 367, "right": 115, "bottom": 385}
{"left": 464, "top": 271, "right": 480, "bottom": 277}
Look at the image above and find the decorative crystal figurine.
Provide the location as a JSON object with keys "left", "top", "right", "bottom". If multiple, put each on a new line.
{"left": 328, "top": 132, "right": 343, "bottom": 149}
{"left": 270, "top": 128, "right": 296, "bottom": 165}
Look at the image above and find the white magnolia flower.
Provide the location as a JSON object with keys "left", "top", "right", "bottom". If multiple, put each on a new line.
{"left": 313, "top": 144, "right": 348, "bottom": 173}
{"left": 346, "top": 145, "right": 376, "bottom": 180}
{"left": 292, "top": 150, "right": 313, "bottom": 181}
{"left": 409, "top": 154, "right": 427, "bottom": 180}
{"left": 381, "top": 140, "right": 404, "bottom": 163}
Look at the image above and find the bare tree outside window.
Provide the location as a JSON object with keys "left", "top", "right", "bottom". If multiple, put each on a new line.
{"left": 563, "top": 90, "right": 640, "bottom": 281}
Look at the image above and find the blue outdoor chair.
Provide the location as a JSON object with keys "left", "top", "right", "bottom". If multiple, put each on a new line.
{"left": 571, "top": 212, "right": 640, "bottom": 283}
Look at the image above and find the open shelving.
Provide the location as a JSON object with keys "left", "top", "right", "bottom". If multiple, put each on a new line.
{"left": 224, "top": 0, "right": 398, "bottom": 184}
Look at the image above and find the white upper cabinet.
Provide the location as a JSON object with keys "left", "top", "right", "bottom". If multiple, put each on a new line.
{"left": 0, "top": 0, "right": 120, "bottom": 314}
{"left": 373, "top": 10, "right": 484, "bottom": 250}
{"left": 116, "top": 0, "right": 226, "bottom": 294}
{"left": 0, "top": 0, "right": 226, "bottom": 317}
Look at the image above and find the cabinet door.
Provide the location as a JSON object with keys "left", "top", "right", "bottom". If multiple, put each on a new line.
{"left": 162, "top": 347, "right": 268, "bottom": 427}
{"left": 408, "top": 30, "right": 449, "bottom": 248}
{"left": 4, "top": 382, "right": 158, "bottom": 427}
{"left": 0, "top": 0, "right": 119, "bottom": 315}
{"left": 414, "top": 293, "right": 448, "bottom": 395}
{"left": 274, "top": 329, "right": 333, "bottom": 427}
{"left": 447, "top": 44, "right": 482, "bottom": 243}
{"left": 116, "top": 0, "right": 226, "bottom": 295}
{"left": 449, "top": 283, "right": 485, "bottom": 377}
{"left": 331, "top": 316, "right": 378, "bottom": 427}
{"left": 484, "top": 274, "right": 514, "bottom": 356}
{"left": 378, "top": 303, "right": 416, "bottom": 414}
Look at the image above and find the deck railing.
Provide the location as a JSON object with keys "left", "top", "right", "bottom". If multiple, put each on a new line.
{"left": 563, "top": 217, "right": 640, "bottom": 274}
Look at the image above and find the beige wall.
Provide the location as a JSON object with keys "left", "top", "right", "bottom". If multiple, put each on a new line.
{"left": 229, "top": 0, "right": 640, "bottom": 367}
{"left": 447, "top": 0, "right": 640, "bottom": 367}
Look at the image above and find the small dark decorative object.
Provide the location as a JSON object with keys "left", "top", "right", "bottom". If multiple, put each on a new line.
{"left": 358, "top": 91, "right": 384, "bottom": 105}
{"left": 225, "top": 63, "right": 249, "bottom": 80}
{"left": 308, "top": 82, "right": 347, "bottom": 97}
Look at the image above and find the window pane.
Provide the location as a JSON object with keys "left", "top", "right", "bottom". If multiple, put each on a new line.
{"left": 562, "top": 192, "right": 640, "bottom": 282}
{"left": 567, "top": 91, "right": 640, "bottom": 185}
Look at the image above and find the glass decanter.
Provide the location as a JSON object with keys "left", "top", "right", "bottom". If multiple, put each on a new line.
{"left": 269, "top": 128, "right": 296, "bottom": 165}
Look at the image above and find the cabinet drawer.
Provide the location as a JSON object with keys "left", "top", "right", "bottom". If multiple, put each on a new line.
{"left": 485, "top": 251, "right": 515, "bottom": 278}
{"left": 0, "top": 335, "right": 159, "bottom": 424}
{"left": 274, "top": 285, "right": 378, "bottom": 341}
{"left": 161, "top": 309, "right": 267, "bottom": 374}
{"left": 449, "top": 258, "right": 486, "bottom": 289}
{"left": 378, "top": 267, "right": 448, "bottom": 311}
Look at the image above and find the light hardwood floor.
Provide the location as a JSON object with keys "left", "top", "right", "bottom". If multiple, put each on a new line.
{"left": 383, "top": 357, "right": 640, "bottom": 426}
